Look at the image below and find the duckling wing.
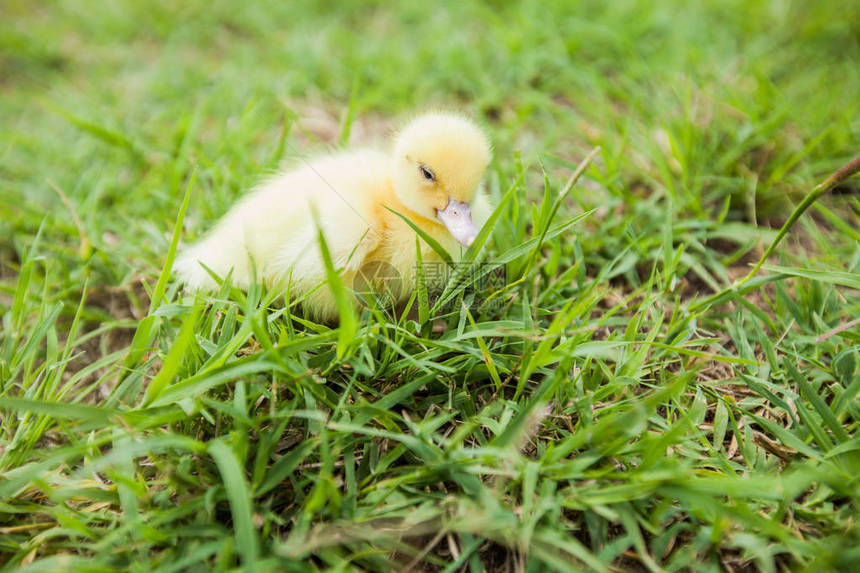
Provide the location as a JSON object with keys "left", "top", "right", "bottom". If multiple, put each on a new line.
{"left": 266, "top": 150, "right": 387, "bottom": 287}
{"left": 175, "top": 150, "right": 387, "bottom": 294}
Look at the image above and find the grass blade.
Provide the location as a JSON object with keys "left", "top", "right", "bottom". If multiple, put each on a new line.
{"left": 209, "top": 439, "right": 260, "bottom": 566}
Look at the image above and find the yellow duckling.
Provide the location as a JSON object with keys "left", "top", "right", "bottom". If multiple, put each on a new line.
{"left": 174, "top": 111, "right": 492, "bottom": 320}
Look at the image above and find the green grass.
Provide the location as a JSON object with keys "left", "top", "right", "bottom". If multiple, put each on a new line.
{"left": 2, "top": 0, "right": 860, "bottom": 571}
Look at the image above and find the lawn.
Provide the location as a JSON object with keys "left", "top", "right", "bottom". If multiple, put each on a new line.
{"left": 1, "top": 0, "right": 859, "bottom": 571}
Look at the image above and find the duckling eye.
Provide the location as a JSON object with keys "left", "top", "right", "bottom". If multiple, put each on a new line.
{"left": 419, "top": 165, "right": 436, "bottom": 182}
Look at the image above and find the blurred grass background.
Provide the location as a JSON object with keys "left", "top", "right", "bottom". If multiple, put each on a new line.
{"left": 3, "top": 0, "right": 859, "bottom": 294}
{"left": 1, "top": 0, "right": 859, "bottom": 571}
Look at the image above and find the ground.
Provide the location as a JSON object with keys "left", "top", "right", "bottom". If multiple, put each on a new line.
{"left": 1, "top": 1, "right": 859, "bottom": 571}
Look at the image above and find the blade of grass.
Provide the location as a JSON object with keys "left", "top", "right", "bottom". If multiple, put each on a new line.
{"left": 692, "top": 155, "right": 860, "bottom": 312}
{"left": 209, "top": 439, "right": 260, "bottom": 567}
{"left": 314, "top": 214, "right": 358, "bottom": 359}
{"left": 384, "top": 205, "right": 453, "bottom": 265}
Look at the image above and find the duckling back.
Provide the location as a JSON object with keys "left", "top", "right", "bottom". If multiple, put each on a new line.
{"left": 174, "top": 150, "right": 389, "bottom": 306}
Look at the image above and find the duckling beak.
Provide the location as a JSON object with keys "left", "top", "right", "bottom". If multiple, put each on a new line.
{"left": 436, "top": 199, "right": 479, "bottom": 247}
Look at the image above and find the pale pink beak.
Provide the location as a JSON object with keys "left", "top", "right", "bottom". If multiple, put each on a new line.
{"left": 436, "top": 199, "right": 478, "bottom": 247}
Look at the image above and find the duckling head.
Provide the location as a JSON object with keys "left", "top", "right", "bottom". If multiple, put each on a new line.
{"left": 391, "top": 112, "right": 491, "bottom": 247}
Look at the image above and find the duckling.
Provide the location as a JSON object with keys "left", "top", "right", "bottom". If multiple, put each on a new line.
{"left": 174, "top": 111, "right": 492, "bottom": 320}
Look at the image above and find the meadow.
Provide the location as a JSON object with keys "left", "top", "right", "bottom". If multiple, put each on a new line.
{"left": 1, "top": 1, "right": 859, "bottom": 571}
